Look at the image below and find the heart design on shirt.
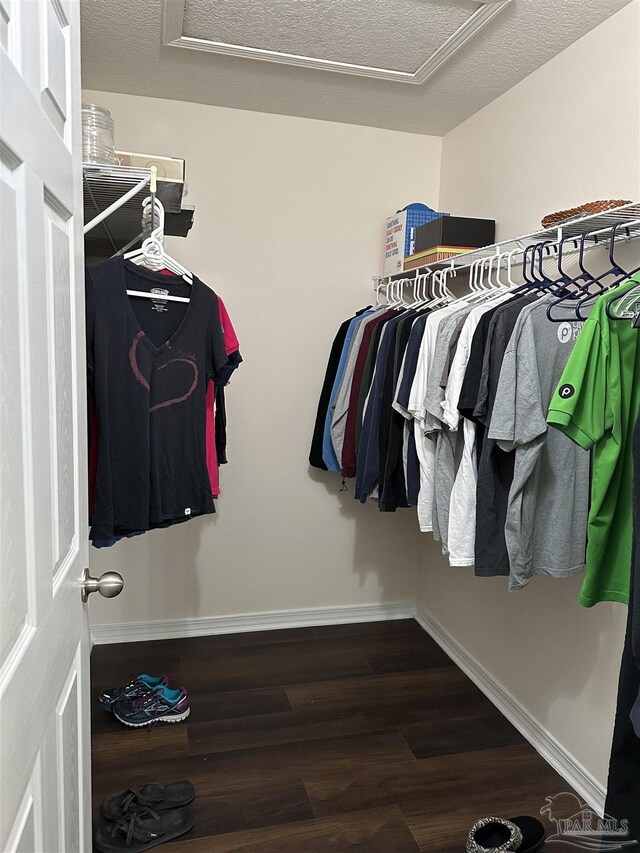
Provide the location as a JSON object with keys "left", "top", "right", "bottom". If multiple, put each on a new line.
{"left": 129, "top": 331, "right": 198, "bottom": 412}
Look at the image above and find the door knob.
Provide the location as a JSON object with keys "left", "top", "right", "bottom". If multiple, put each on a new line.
{"left": 81, "top": 567, "right": 124, "bottom": 602}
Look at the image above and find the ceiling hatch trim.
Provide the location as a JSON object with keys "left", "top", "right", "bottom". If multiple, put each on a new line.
{"left": 162, "top": 0, "right": 513, "bottom": 85}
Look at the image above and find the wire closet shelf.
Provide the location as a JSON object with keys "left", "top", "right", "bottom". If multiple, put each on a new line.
{"left": 373, "top": 201, "right": 640, "bottom": 285}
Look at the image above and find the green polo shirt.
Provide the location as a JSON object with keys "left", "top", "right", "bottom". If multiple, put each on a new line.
{"left": 547, "top": 274, "right": 640, "bottom": 607}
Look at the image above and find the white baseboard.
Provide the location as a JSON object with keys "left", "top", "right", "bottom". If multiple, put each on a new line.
{"left": 414, "top": 602, "right": 607, "bottom": 815}
{"left": 90, "top": 600, "right": 415, "bottom": 645}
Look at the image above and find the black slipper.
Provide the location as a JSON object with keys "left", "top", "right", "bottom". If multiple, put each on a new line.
{"left": 510, "top": 816, "right": 546, "bottom": 852}
{"left": 101, "top": 781, "right": 195, "bottom": 821}
{"left": 466, "top": 815, "right": 546, "bottom": 852}
{"left": 467, "top": 816, "right": 523, "bottom": 851}
{"left": 93, "top": 806, "right": 194, "bottom": 852}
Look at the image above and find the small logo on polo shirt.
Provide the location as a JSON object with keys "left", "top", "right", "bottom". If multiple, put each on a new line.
{"left": 184, "top": 507, "right": 191, "bottom": 516}
{"left": 559, "top": 384, "right": 575, "bottom": 399}
{"left": 558, "top": 322, "right": 572, "bottom": 344}
{"left": 558, "top": 321, "right": 585, "bottom": 343}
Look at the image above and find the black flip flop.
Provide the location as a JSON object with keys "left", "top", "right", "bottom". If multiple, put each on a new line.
{"left": 101, "top": 781, "right": 195, "bottom": 821}
{"left": 93, "top": 806, "right": 194, "bottom": 852}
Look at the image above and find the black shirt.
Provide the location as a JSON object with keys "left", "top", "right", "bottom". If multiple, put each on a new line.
{"left": 309, "top": 312, "right": 364, "bottom": 470}
{"left": 87, "top": 257, "right": 230, "bottom": 541}
{"left": 457, "top": 297, "right": 521, "bottom": 455}
{"left": 473, "top": 296, "right": 536, "bottom": 576}
{"left": 380, "top": 310, "right": 417, "bottom": 511}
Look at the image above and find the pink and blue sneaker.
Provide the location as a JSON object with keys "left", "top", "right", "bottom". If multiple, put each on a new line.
{"left": 97, "top": 674, "right": 168, "bottom": 712}
{"left": 114, "top": 685, "right": 190, "bottom": 728}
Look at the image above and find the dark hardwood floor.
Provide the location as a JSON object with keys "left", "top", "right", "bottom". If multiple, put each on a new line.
{"left": 91, "top": 619, "right": 577, "bottom": 851}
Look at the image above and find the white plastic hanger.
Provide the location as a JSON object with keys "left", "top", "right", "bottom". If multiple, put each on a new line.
{"left": 401, "top": 276, "right": 414, "bottom": 309}
{"left": 375, "top": 280, "right": 388, "bottom": 307}
{"left": 483, "top": 255, "right": 501, "bottom": 295}
{"left": 415, "top": 270, "right": 433, "bottom": 307}
{"left": 492, "top": 249, "right": 514, "bottom": 293}
{"left": 428, "top": 269, "right": 449, "bottom": 308}
{"left": 387, "top": 276, "right": 405, "bottom": 309}
{"left": 461, "top": 258, "right": 487, "bottom": 303}
{"left": 501, "top": 248, "right": 520, "bottom": 289}
{"left": 124, "top": 169, "right": 193, "bottom": 303}
{"left": 440, "top": 266, "right": 456, "bottom": 301}
{"left": 385, "top": 278, "right": 398, "bottom": 308}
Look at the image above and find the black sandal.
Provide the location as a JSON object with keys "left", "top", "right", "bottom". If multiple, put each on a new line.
{"left": 101, "top": 781, "right": 195, "bottom": 821}
{"left": 93, "top": 806, "right": 194, "bottom": 852}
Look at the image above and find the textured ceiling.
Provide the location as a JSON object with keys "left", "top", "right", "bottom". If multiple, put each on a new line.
{"left": 80, "top": 0, "right": 633, "bottom": 135}
{"left": 182, "top": 0, "right": 480, "bottom": 74}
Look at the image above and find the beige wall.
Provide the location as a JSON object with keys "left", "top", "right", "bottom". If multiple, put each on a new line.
{"left": 422, "top": 1, "right": 640, "bottom": 790}
{"left": 85, "top": 90, "right": 442, "bottom": 627}
{"left": 439, "top": 2, "right": 640, "bottom": 239}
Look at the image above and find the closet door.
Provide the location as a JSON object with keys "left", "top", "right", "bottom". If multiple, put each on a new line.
{"left": 0, "top": 1, "right": 91, "bottom": 851}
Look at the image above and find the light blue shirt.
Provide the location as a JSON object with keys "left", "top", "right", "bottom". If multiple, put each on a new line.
{"left": 322, "top": 310, "right": 373, "bottom": 470}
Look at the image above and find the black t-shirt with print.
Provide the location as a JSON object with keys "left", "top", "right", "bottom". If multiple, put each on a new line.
{"left": 86, "top": 257, "right": 228, "bottom": 541}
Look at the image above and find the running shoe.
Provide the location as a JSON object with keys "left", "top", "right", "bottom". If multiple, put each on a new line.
{"left": 114, "top": 685, "right": 190, "bottom": 728}
{"left": 97, "top": 674, "right": 168, "bottom": 712}
{"left": 93, "top": 805, "right": 194, "bottom": 852}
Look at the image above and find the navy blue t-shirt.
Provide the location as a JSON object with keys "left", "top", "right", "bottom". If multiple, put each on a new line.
{"left": 86, "top": 257, "right": 233, "bottom": 541}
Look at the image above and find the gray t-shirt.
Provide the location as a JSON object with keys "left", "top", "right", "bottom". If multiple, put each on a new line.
{"left": 474, "top": 295, "right": 537, "bottom": 576}
{"left": 440, "top": 311, "right": 469, "bottom": 390}
{"left": 424, "top": 305, "right": 472, "bottom": 427}
{"left": 424, "top": 305, "right": 471, "bottom": 552}
{"left": 330, "top": 308, "right": 384, "bottom": 463}
{"left": 488, "top": 297, "right": 590, "bottom": 590}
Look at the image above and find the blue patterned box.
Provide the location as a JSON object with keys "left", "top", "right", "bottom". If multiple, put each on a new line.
{"left": 384, "top": 203, "right": 448, "bottom": 275}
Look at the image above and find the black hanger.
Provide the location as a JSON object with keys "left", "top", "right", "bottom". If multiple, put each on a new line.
{"left": 558, "top": 233, "right": 589, "bottom": 288}
{"left": 546, "top": 231, "right": 598, "bottom": 321}
{"left": 528, "top": 240, "right": 559, "bottom": 293}
{"left": 535, "top": 240, "right": 562, "bottom": 289}
{"left": 577, "top": 222, "right": 635, "bottom": 319}
{"left": 511, "top": 242, "right": 552, "bottom": 295}
{"left": 519, "top": 244, "right": 536, "bottom": 288}
{"left": 546, "top": 223, "right": 635, "bottom": 321}
{"left": 573, "top": 232, "right": 611, "bottom": 319}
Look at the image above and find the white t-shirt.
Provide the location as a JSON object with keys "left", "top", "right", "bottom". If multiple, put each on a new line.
{"left": 444, "top": 296, "right": 510, "bottom": 565}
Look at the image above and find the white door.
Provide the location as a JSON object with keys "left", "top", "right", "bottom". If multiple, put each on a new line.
{"left": 0, "top": 1, "right": 91, "bottom": 851}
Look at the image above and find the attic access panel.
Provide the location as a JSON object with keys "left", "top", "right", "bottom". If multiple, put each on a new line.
{"left": 163, "top": 0, "right": 512, "bottom": 84}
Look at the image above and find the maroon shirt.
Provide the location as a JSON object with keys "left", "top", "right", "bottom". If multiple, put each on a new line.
{"left": 341, "top": 310, "right": 394, "bottom": 478}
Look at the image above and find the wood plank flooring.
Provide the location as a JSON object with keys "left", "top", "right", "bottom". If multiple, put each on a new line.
{"left": 91, "top": 619, "right": 577, "bottom": 851}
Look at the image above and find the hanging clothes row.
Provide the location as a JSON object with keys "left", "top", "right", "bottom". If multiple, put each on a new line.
{"left": 310, "top": 223, "right": 640, "bottom": 604}
{"left": 87, "top": 204, "right": 242, "bottom": 548}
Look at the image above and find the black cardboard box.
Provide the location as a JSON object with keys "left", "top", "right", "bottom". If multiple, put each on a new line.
{"left": 414, "top": 215, "right": 495, "bottom": 254}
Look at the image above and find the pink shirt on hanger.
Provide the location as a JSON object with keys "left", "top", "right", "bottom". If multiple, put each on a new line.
{"left": 206, "top": 296, "right": 240, "bottom": 496}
